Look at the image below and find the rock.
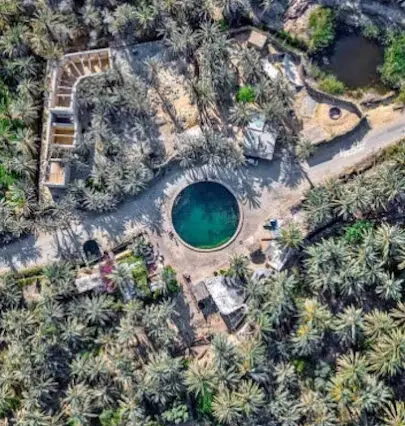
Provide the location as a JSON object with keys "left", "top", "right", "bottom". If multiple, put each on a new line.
{"left": 320, "top": 0, "right": 405, "bottom": 29}
{"left": 285, "top": 0, "right": 315, "bottom": 20}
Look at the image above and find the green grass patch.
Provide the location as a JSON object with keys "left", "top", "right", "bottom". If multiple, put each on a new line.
{"left": 308, "top": 7, "right": 335, "bottom": 53}
{"left": 319, "top": 75, "right": 345, "bottom": 95}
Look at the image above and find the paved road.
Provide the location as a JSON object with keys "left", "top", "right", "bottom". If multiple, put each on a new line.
{"left": 1, "top": 113, "right": 404, "bottom": 274}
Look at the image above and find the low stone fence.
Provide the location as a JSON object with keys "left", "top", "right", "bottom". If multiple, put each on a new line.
{"left": 301, "top": 66, "right": 364, "bottom": 118}
{"left": 360, "top": 91, "right": 397, "bottom": 109}
{"left": 313, "top": 115, "right": 370, "bottom": 146}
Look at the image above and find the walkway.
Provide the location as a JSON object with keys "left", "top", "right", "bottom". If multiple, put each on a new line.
{"left": 1, "top": 112, "right": 405, "bottom": 279}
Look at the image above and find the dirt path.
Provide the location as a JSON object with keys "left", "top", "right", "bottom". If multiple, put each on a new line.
{"left": 1, "top": 112, "right": 405, "bottom": 277}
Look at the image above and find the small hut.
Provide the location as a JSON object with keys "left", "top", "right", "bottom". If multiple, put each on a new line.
{"left": 191, "top": 281, "right": 216, "bottom": 318}
{"left": 247, "top": 29, "right": 268, "bottom": 51}
{"left": 192, "top": 276, "right": 246, "bottom": 331}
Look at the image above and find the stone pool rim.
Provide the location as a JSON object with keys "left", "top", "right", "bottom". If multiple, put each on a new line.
{"left": 169, "top": 180, "right": 244, "bottom": 253}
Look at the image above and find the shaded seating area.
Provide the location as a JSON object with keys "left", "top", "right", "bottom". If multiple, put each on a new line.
{"left": 52, "top": 49, "right": 111, "bottom": 109}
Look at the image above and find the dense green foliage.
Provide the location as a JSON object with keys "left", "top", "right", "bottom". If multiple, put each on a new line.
{"left": 308, "top": 7, "right": 336, "bottom": 52}
{"left": 319, "top": 74, "right": 345, "bottom": 95}
{"left": 0, "top": 148, "right": 404, "bottom": 425}
{"left": 381, "top": 32, "right": 405, "bottom": 88}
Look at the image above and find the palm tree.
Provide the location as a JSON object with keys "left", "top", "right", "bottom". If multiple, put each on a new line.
{"left": 108, "top": 263, "right": 133, "bottom": 293}
{"left": 390, "top": 302, "right": 405, "bottom": 327}
{"left": 141, "top": 301, "right": 177, "bottom": 349}
{"left": 229, "top": 102, "right": 255, "bottom": 127}
{"left": 0, "top": 1, "right": 21, "bottom": 30}
{"left": 228, "top": 254, "right": 251, "bottom": 284}
{"left": 142, "top": 351, "right": 184, "bottom": 407}
{"left": 71, "top": 294, "right": 116, "bottom": 328}
{"left": 61, "top": 317, "right": 91, "bottom": 351}
{"left": 368, "top": 329, "right": 405, "bottom": 377}
{"left": 134, "top": 2, "right": 157, "bottom": 36}
{"left": 9, "top": 94, "right": 39, "bottom": 125}
{"left": 42, "top": 261, "right": 75, "bottom": 299}
{"left": 0, "top": 23, "right": 29, "bottom": 58}
{"left": 235, "top": 380, "right": 265, "bottom": 418}
{"left": 63, "top": 382, "right": 98, "bottom": 424}
{"left": 108, "top": 4, "right": 139, "bottom": 39}
{"left": 381, "top": 401, "right": 405, "bottom": 426}
{"left": 363, "top": 310, "right": 395, "bottom": 342}
{"left": 212, "top": 386, "right": 242, "bottom": 425}
{"left": 212, "top": 334, "right": 241, "bottom": 372}
{"left": 376, "top": 272, "right": 403, "bottom": 302}
{"left": 279, "top": 222, "right": 304, "bottom": 249}
{"left": 374, "top": 223, "right": 405, "bottom": 265}
{"left": 333, "top": 305, "right": 364, "bottom": 348}
{"left": 13, "top": 127, "right": 37, "bottom": 158}
{"left": 184, "top": 359, "right": 218, "bottom": 398}
{"left": 298, "top": 389, "right": 337, "bottom": 426}
{"left": 262, "top": 271, "right": 297, "bottom": 327}
{"left": 237, "top": 46, "right": 263, "bottom": 84}
{"left": 372, "top": 164, "right": 404, "bottom": 211}
{"left": 0, "top": 273, "right": 22, "bottom": 310}
{"left": 1, "top": 57, "right": 39, "bottom": 82}
{"left": 303, "top": 186, "right": 334, "bottom": 230}
{"left": 328, "top": 351, "right": 390, "bottom": 423}
{"left": 14, "top": 408, "right": 61, "bottom": 426}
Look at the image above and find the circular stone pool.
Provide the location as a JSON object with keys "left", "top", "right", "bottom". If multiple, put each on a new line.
{"left": 171, "top": 182, "right": 240, "bottom": 250}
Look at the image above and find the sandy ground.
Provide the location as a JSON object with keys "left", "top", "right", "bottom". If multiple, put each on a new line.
{"left": 367, "top": 104, "right": 405, "bottom": 128}
{"left": 295, "top": 90, "right": 361, "bottom": 143}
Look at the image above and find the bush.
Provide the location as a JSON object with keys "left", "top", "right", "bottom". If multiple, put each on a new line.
{"left": 308, "top": 7, "right": 335, "bottom": 52}
{"left": 162, "top": 265, "right": 179, "bottom": 294}
{"left": 100, "top": 409, "right": 120, "bottom": 426}
{"left": 236, "top": 86, "right": 255, "bottom": 103}
{"left": 319, "top": 75, "right": 345, "bottom": 95}
{"left": 362, "top": 24, "right": 380, "bottom": 40}
{"left": 120, "top": 255, "right": 150, "bottom": 297}
{"left": 218, "top": 18, "right": 229, "bottom": 32}
{"left": 197, "top": 390, "right": 214, "bottom": 416}
{"left": 381, "top": 32, "right": 405, "bottom": 87}
{"left": 344, "top": 220, "right": 373, "bottom": 243}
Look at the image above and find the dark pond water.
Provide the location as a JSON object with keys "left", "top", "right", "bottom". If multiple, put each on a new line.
{"left": 172, "top": 182, "right": 240, "bottom": 250}
{"left": 321, "top": 34, "right": 384, "bottom": 88}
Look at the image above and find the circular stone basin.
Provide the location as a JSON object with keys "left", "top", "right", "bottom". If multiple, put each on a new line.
{"left": 172, "top": 182, "right": 240, "bottom": 250}
{"left": 329, "top": 106, "right": 342, "bottom": 120}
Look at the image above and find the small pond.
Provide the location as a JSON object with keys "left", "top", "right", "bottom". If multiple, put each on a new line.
{"left": 320, "top": 34, "right": 384, "bottom": 88}
{"left": 172, "top": 182, "right": 240, "bottom": 250}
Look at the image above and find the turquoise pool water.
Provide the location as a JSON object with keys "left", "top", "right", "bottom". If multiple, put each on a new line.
{"left": 172, "top": 182, "right": 240, "bottom": 250}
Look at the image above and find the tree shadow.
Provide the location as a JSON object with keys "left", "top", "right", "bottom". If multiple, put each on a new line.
{"left": 0, "top": 235, "right": 42, "bottom": 271}
{"left": 172, "top": 290, "right": 196, "bottom": 347}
